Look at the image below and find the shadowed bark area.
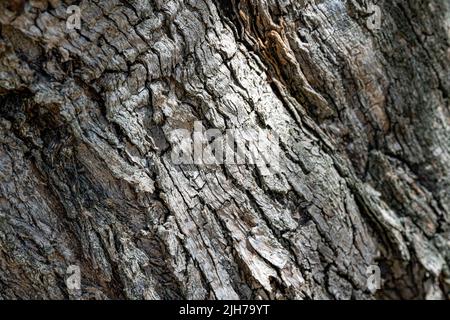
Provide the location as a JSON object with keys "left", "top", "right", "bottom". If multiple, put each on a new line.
{"left": 0, "top": 0, "right": 448, "bottom": 300}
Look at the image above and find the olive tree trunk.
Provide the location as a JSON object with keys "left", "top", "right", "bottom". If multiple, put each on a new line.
{"left": 0, "top": 0, "right": 449, "bottom": 300}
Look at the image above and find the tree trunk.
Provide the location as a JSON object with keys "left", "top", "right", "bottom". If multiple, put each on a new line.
{"left": 0, "top": 0, "right": 448, "bottom": 300}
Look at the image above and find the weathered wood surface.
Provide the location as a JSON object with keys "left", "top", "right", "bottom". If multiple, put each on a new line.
{"left": 0, "top": 0, "right": 448, "bottom": 299}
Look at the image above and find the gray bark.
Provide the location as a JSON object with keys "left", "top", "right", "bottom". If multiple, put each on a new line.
{"left": 0, "top": 0, "right": 449, "bottom": 300}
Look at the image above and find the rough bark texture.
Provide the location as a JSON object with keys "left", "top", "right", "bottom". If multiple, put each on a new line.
{"left": 0, "top": 0, "right": 449, "bottom": 300}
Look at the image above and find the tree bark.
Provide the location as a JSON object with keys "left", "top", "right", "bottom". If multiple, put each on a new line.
{"left": 0, "top": 0, "right": 448, "bottom": 300}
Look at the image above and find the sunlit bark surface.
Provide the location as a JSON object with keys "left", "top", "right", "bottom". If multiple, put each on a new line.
{"left": 0, "top": 0, "right": 449, "bottom": 299}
